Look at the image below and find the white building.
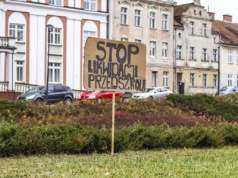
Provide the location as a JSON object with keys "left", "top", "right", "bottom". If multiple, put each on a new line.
{"left": 212, "top": 15, "right": 238, "bottom": 89}
{"left": 0, "top": 0, "right": 109, "bottom": 98}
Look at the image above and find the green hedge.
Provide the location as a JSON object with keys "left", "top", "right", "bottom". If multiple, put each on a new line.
{"left": 1, "top": 123, "right": 238, "bottom": 157}
{"left": 166, "top": 94, "right": 238, "bottom": 122}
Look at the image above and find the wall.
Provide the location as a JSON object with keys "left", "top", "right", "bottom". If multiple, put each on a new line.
{"left": 220, "top": 46, "right": 238, "bottom": 87}
{"left": 0, "top": 91, "right": 22, "bottom": 100}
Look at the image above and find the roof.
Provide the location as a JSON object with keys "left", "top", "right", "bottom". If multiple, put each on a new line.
{"left": 174, "top": 3, "right": 192, "bottom": 17}
{"left": 174, "top": 3, "right": 193, "bottom": 26}
{"left": 212, "top": 20, "right": 238, "bottom": 46}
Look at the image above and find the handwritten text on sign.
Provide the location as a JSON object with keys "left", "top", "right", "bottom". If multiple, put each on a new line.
{"left": 84, "top": 38, "right": 146, "bottom": 92}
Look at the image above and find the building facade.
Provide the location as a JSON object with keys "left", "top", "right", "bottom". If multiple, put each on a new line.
{"left": 212, "top": 15, "right": 238, "bottom": 89}
{"left": 174, "top": 0, "right": 219, "bottom": 94}
{"left": 0, "top": 0, "right": 109, "bottom": 96}
{"left": 110, "top": 0, "right": 175, "bottom": 90}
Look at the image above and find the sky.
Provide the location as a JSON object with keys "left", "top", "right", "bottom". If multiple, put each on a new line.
{"left": 175, "top": 0, "right": 238, "bottom": 23}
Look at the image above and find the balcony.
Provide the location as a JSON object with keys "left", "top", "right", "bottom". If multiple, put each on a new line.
{"left": 0, "top": 37, "right": 17, "bottom": 52}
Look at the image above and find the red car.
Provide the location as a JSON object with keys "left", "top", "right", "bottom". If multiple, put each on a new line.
{"left": 78, "top": 90, "right": 125, "bottom": 103}
{"left": 78, "top": 91, "right": 93, "bottom": 100}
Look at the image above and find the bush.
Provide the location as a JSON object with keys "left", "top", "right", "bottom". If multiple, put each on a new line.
{"left": 167, "top": 94, "right": 238, "bottom": 122}
{"left": 1, "top": 95, "right": 238, "bottom": 157}
{"left": 0, "top": 123, "right": 237, "bottom": 157}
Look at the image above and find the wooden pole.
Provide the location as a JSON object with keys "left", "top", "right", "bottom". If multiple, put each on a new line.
{"left": 111, "top": 91, "right": 115, "bottom": 156}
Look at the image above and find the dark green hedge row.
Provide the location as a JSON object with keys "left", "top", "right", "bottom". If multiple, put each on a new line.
{"left": 1, "top": 123, "right": 238, "bottom": 157}
{"left": 167, "top": 94, "right": 238, "bottom": 122}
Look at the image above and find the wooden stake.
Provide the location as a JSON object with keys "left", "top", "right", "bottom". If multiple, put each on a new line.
{"left": 111, "top": 91, "right": 115, "bottom": 156}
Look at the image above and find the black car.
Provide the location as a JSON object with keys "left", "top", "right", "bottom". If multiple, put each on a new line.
{"left": 17, "top": 84, "right": 74, "bottom": 104}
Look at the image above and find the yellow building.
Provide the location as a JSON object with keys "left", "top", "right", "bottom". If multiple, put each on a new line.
{"left": 174, "top": 0, "right": 219, "bottom": 94}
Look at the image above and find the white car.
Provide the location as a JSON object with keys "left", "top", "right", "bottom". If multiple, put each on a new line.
{"left": 216, "top": 86, "right": 238, "bottom": 96}
{"left": 132, "top": 87, "right": 173, "bottom": 100}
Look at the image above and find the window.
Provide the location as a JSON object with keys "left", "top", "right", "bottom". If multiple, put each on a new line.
{"left": 134, "top": 10, "right": 141, "bottom": 26}
{"left": 49, "top": 63, "right": 61, "bottom": 83}
{"left": 49, "top": 0, "right": 62, "bottom": 6}
{"left": 83, "top": 31, "right": 96, "bottom": 46}
{"left": 228, "top": 74, "right": 233, "bottom": 86}
{"left": 150, "top": 41, "right": 156, "bottom": 57}
{"left": 228, "top": 49, "right": 233, "bottom": 63}
{"left": 213, "top": 49, "right": 217, "bottom": 62}
{"left": 177, "top": 45, "right": 182, "bottom": 59}
{"left": 54, "top": 85, "right": 64, "bottom": 92}
{"left": 178, "top": 33, "right": 181, "bottom": 38}
{"left": 152, "top": 71, "right": 157, "bottom": 87}
{"left": 121, "top": 38, "right": 128, "bottom": 41}
{"left": 163, "top": 72, "right": 169, "bottom": 87}
{"left": 121, "top": 7, "right": 128, "bottom": 24}
{"left": 162, "top": 14, "right": 168, "bottom": 30}
{"left": 190, "top": 73, "right": 195, "bottom": 86}
{"left": 190, "top": 47, "right": 195, "bottom": 60}
{"left": 202, "top": 24, "right": 207, "bottom": 36}
{"left": 189, "top": 21, "right": 194, "bottom": 35}
{"left": 162, "top": 42, "right": 168, "bottom": 58}
{"left": 9, "top": 23, "right": 24, "bottom": 42}
{"left": 194, "top": 10, "right": 196, "bottom": 15}
{"left": 49, "top": 28, "right": 61, "bottom": 44}
{"left": 135, "top": 39, "right": 141, "bottom": 43}
{"left": 203, "top": 48, "right": 207, "bottom": 61}
{"left": 84, "top": 0, "right": 96, "bottom": 11}
{"left": 213, "top": 74, "right": 217, "bottom": 87}
{"left": 237, "top": 75, "right": 238, "bottom": 85}
{"left": 149, "top": 12, "right": 156, "bottom": 28}
{"left": 203, "top": 74, "right": 207, "bottom": 87}
{"left": 16, "top": 61, "right": 24, "bottom": 82}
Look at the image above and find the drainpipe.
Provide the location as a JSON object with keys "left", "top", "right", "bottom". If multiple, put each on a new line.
{"left": 11, "top": 50, "right": 14, "bottom": 92}
{"left": 173, "top": 27, "right": 177, "bottom": 93}
{"left": 217, "top": 31, "right": 221, "bottom": 94}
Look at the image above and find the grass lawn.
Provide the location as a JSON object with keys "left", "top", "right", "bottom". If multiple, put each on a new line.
{"left": 0, "top": 146, "right": 238, "bottom": 178}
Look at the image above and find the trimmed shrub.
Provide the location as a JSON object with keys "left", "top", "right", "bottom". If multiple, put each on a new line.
{"left": 0, "top": 123, "right": 237, "bottom": 157}
{"left": 167, "top": 94, "right": 238, "bottom": 122}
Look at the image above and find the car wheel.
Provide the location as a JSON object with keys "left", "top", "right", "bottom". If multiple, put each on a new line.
{"left": 35, "top": 98, "right": 43, "bottom": 102}
{"left": 97, "top": 98, "right": 102, "bottom": 103}
{"left": 148, "top": 96, "right": 154, "bottom": 100}
{"left": 65, "top": 98, "right": 72, "bottom": 105}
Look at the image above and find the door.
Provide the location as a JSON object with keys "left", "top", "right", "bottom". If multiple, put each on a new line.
{"left": 153, "top": 88, "right": 164, "bottom": 99}
{"left": 177, "top": 73, "right": 183, "bottom": 93}
{"left": 53, "top": 85, "right": 66, "bottom": 102}
{"left": 47, "top": 86, "right": 56, "bottom": 103}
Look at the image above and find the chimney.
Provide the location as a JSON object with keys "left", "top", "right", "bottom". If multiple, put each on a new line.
{"left": 194, "top": 0, "right": 201, "bottom": 6}
{"left": 209, "top": 12, "right": 215, "bottom": 20}
{"left": 223, "top": 14, "right": 232, "bottom": 22}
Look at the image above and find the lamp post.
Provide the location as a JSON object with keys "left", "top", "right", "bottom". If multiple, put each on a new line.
{"left": 46, "top": 24, "right": 54, "bottom": 104}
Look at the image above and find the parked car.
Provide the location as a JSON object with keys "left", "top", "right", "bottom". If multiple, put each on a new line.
{"left": 17, "top": 84, "right": 74, "bottom": 104}
{"left": 216, "top": 86, "right": 238, "bottom": 96}
{"left": 131, "top": 87, "right": 173, "bottom": 100}
{"left": 78, "top": 90, "right": 94, "bottom": 100}
{"left": 78, "top": 90, "right": 125, "bottom": 103}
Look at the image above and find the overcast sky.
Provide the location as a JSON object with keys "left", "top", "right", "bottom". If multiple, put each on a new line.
{"left": 175, "top": 0, "right": 238, "bottom": 23}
